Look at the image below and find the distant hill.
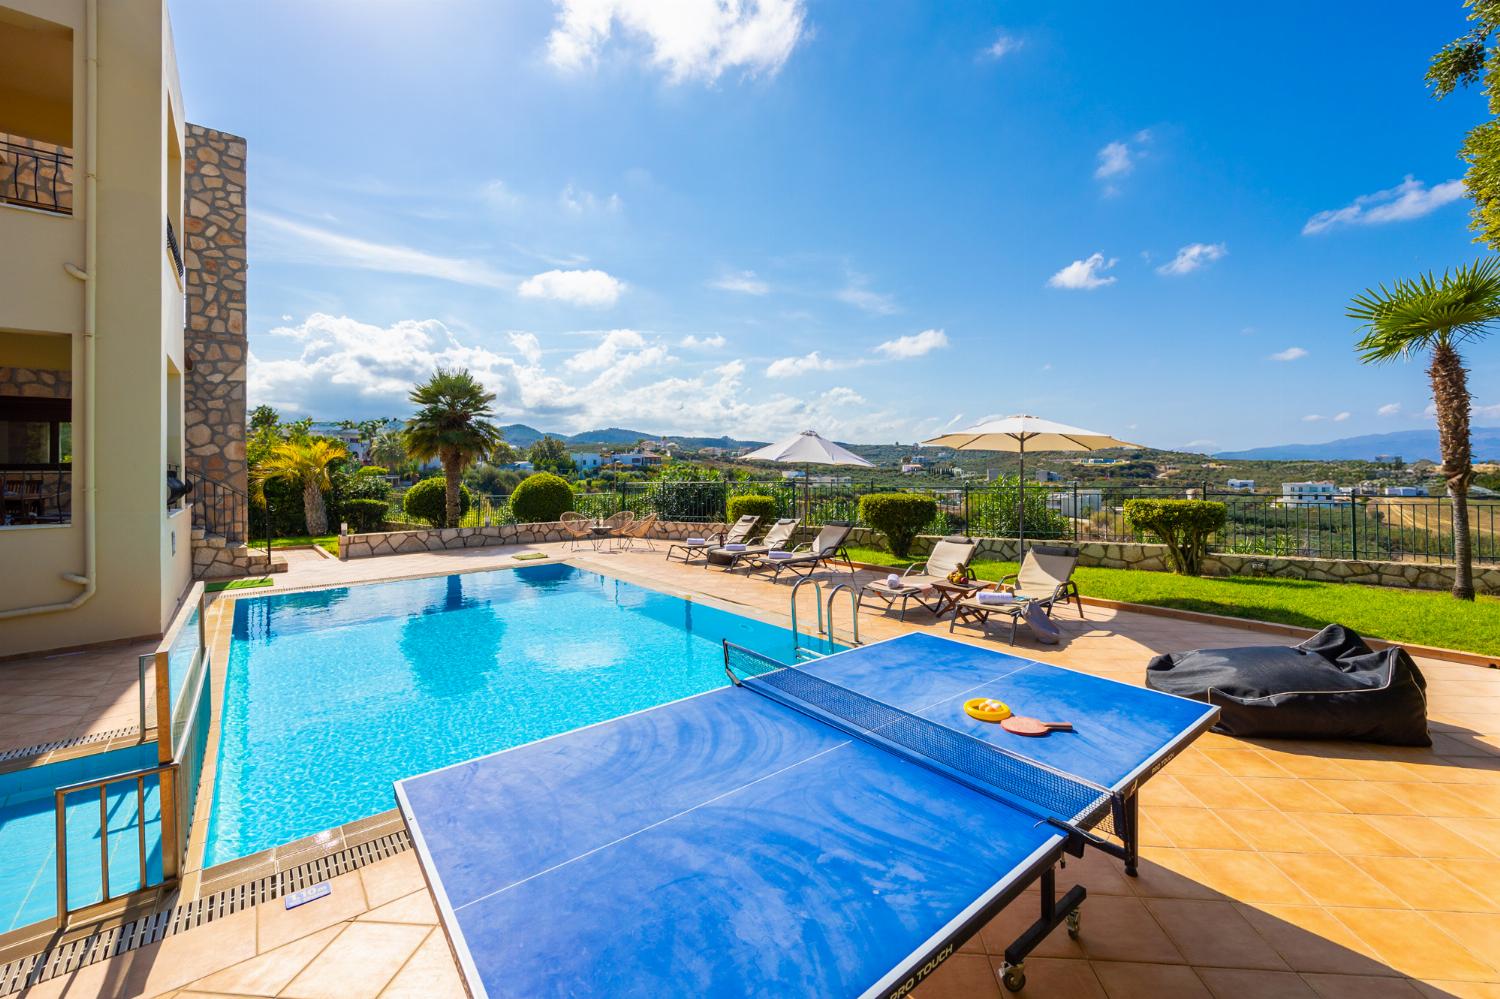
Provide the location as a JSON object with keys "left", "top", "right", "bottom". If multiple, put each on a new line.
{"left": 498, "top": 424, "right": 766, "bottom": 451}
{"left": 1218, "top": 427, "right": 1500, "bottom": 463}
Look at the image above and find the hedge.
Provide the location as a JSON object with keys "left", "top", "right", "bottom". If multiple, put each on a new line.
{"left": 859, "top": 493, "right": 939, "bottom": 558}
{"left": 340, "top": 498, "right": 389, "bottom": 533}
{"left": 1123, "top": 498, "right": 1227, "bottom": 575}
{"left": 726, "top": 494, "right": 778, "bottom": 528}
{"left": 511, "top": 472, "right": 575, "bottom": 524}
{"left": 402, "top": 477, "right": 473, "bottom": 527}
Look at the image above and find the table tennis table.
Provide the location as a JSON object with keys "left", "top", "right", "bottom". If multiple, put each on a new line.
{"left": 396, "top": 632, "right": 1218, "bottom": 998}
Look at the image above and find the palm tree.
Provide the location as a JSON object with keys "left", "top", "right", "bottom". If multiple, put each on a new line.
{"left": 403, "top": 368, "right": 504, "bottom": 527}
{"left": 1348, "top": 259, "right": 1500, "bottom": 600}
{"left": 254, "top": 438, "right": 347, "bottom": 536}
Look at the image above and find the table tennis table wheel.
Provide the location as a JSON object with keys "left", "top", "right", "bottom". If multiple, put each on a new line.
{"left": 1066, "top": 908, "right": 1082, "bottom": 940}
{"left": 1000, "top": 962, "right": 1026, "bottom": 992}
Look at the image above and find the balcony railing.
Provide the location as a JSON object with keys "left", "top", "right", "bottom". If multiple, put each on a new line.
{"left": 166, "top": 215, "right": 185, "bottom": 277}
{"left": 1, "top": 466, "right": 72, "bottom": 526}
{"left": 0, "top": 137, "right": 73, "bottom": 215}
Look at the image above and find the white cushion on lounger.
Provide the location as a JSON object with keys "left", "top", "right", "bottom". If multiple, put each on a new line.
{"left": 977, "top": 591, "right": 1016, "bottom": 605}
{"left": 724, "top": 543, "right": 747, "bottom": 551}
{"left": 767, "top": 550, "right": 795, "bottom": 559}
{"left": 685, "top": 537, "right": 706, "bottom": 545}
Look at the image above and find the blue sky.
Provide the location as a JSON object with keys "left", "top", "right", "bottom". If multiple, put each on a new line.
{"left": 169, "top": 0, "right": 1499, "bottom": 451}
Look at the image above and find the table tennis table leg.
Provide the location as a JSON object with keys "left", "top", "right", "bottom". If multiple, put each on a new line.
{"left": 999, "top": 865, "right": 1087, "bottom": 993}
{"left": 1123, "top": 792, "right": 1139, "bottom": 877}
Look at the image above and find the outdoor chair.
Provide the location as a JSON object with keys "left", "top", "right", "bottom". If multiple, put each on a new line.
{"left": 1001, "top": 545, "right": 1082, "bottom": 617}
{"left": 617, "top": 512, "right": 659, "bottom": 551}
{"left": 666, "top": 514, "right": 759, "bottom": 564}
{"left": 559, "top": 512, "right": 594, "bottom": 551}
{"left": 599, "top": 510, "right": 634, "bottom": 550}
{"left": 763, "top": 521, "right": 856, "bottom": 582}
{"left": 707, "top": 518, "right": 799, "bottom": 572}
{"left": 863, "top": 536, "right": 978, "bottom": 621}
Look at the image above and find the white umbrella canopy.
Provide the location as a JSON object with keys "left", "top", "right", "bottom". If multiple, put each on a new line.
{"left": 741, "top": 429, "right": 875, "bottom": 467}
{"left": 921, "top": 415, "right": 1142, "bottom": 550}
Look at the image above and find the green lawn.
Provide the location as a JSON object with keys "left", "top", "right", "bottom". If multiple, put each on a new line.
{"left": 270, "top": 535, "right": 339, "bottom": 556}
{"left": 845, "top": 546, "right": 1500, "bottom": 656}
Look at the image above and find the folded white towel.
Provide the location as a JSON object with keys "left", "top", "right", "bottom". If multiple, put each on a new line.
{"left": 685, "top": 537, "right": 706, "bottom": 545}
{"left": 724, "top": 543, "right": 748, "bottom": 551}
{"left": 977, "top": 591, "right": 1016, "bottom": 605}
{"left": 886, "top": 573, "right": 902, "bottom": 588}
{"left": 768, "top": 550, "right": 795, "bottom": 559}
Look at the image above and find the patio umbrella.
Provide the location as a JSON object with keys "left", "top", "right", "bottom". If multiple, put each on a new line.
{"left": 921, "top": 415, "right": 1142, "bottom": 551}
{"left": 740, "top": 430, "right": 873, "bottom": 523}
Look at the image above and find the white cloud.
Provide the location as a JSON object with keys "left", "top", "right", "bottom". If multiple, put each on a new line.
{"left": 518, "top": 268, "right": 626, "bottom": 307}
{"left": 875, "top": 328, "right": 949, "bottom": 359}
{"left": 836, "top": 276, "right": 899, "bottom": 315}
{"left": 1095, "top": 141, "right": 1132, "bottom": 180}
{"left": 709, "top": 270, "right": 770, "bottom": 295}
{"left": 1269, "top": 347, "right": 1308, "bottom": 362}
{"left": 1474, "top": 402, "right": 1500, "bottom": 420}
{"left": 1334, "top": 411, "right": 1351, "bottom": 422}
{"left": 1302, "top": 412, "right": 1349, "bottom": 423}
{"left": 565, "top": 329, "right": 653, "bottom": 372}
{"left": 1378, "top": 402, "right": 1402, "bottom": 417}
{"left": 1302, "top": 176, "right": 1466, "bottom": 235}
{"left": 559, "top": 184, "right": 622, "bottom": 215}
{"left": 765, "top": 350, "right": 846, "bottom": 378}
{"left": 1302, "top": 414, "right": 1324, "bottom": 422}
{"left": 508, "top": 331, "right": 543, "bottom": 365}
{"left": 680, "top": 333, "right": 727, "bottom": 349}
{"left": 980, "top": 31, "right": 1022, "bottom": 61}
{"left": 1156, "top": 242, "right": 1227, "bottom": 276}
{"left": 480, "top": 179, "right": 522, "bottom": 210}
{"left": 547, "top": 0, "right": 807, "bottom": 82}
{"left": 1047, "top": 253, "right": 1117, "bottom": 290}
{"left": 255, "top": 212, "right": 514, "bottom": 289}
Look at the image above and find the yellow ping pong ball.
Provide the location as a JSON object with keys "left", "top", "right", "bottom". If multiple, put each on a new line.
{"left": 964, "top": 698, "right": 1012, "bottom": 723}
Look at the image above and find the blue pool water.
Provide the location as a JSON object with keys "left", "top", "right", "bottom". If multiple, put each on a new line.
{"left": 206, "top": 563, "right": 820, "bottom": 866}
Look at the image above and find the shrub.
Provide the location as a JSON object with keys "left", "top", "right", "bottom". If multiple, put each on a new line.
{"left": 726, "top": 494, "right": 778, "bottom": 527}
{"left": 340, "top": 498, "right": 389, "bottom": 533}
{"left": 859, "top": 492, "right": 939, "bottom": 558}
{"left": 403, "top": 477, "right": 473, "bottom": 527}
{"left": 511, "top": 472, "right": 575, "bottom": 523}
{"left": 1123, "top": 498, "right": 1227, "bottom": 575}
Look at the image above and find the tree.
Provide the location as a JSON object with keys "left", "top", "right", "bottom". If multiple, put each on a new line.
{"left": 338, "top": 418, "right": 391, "bottom": 463}
{"left": 1348, "top": 259, "right": 1500, "bottom": 599}
{"left": 527, "top": 436, "right": 574, "bottom": 476}
{"left": 253, "top": 438, "right": 347, "bottom": 535}
{"left": 403, "top": 368, "right": 504, "bottom": 527}
{"left": 369, "top": 430, "right": 408, "bottom": 470}
{"left": 490, "top": 439, "right": 519, "bottom": 466}
{"left": 1428, "top": 1, "right": 1500, "bottom": 248}
{"left": 249, "top": 404, "right": 280, "bottom": 433}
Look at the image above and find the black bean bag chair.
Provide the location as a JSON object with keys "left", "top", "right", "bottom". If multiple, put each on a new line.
{"left": 1145, "top": 624, "right": 1430, "bottom": 746}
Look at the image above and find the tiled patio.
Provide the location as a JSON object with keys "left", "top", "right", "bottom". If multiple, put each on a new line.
{"left": 0, "top": 638, "right": 154, "bottom": 758}
{"left": 13, "top": 540, "right": 1500, "bottom": 998}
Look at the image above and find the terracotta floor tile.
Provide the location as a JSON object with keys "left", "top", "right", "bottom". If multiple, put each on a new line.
{"left": 1214, "top": 808, "right": 1333, "bottom": 854}
{"left": 1197, "top": 967, "right": 1319, "bottom": 999}
{"left": 1413, "top": 983, "right": 1500, "bottom": 999}
{"left": 1061, "top": 848, "right": 1135, "bottom": 896}
{"left": 1291, "top": 813, "right": 1415, "bottom": 857}
{"left": 1238, "top": 778, "right": 1350, "bottom": 813}
{"left": 1140, "top": 774, "right": 1204, "bottom": 808}
{"left": 189, "top": 924, "right": 344, "bottom": 996}
{"left": 281, "top": 921, "right": 432, "bottom": 999}
{"left": 256, "top": 873, "right": 369, "bottom": 952}
{"left": 1303, "top": 781, "right": 1422, "bottom": 816}
{"left": 978, "top": 890, "right": 1084, "bottom": 961}
{"left": 1434, "top": 817, "right": 1500, "bottom": 857}
{"left": 358, "top": 852, "right": 426, "bottom": 909}
{"left": 1159, "top": 751, "right": 1228, "bottom": 777}
{"left": 1091, "top": 961, "right": 1212, "bottom": 999}
{"left": 1330, "top": 908, "right": 1497, "bottom": 983}
{"left": 1072, "top": 895, "right": 1185, "bottom": 965}
{"left": 1421, "top": 912, "right": 1500, "bottom": 974}
{"left": 1431, "top": 858, "right": 1500, "bottom": 909}
{"left": 1302, "top": 973, "right": 1429, "bottom": 998}
{"left": 1182, "top": 849, "right": 1312, "bottom": 906}
{"left": 994, "top": 957, "right": 1106, "bottom": 998}
{"left": 1126, "top": 849, "right": 1222, "bottom": 901}
{"left": 356, "top": 890, "right": 439, "bottom": 925}
{"left": 1234, "top": 904, "right": 1395, "bottom": 977}
{"left": 376, "top": 928, "right": 466, "bottom": 999}
{"left": 1361, "top": 856, "right": 1496, "bottom": 913}
{"left": 910, "top": 953, "right": 1000, "bottom": 999}
{"left": 1176, "top": 774, "right": 1276, "bottom": 810}
{"left": 1360, "top": 815, "right": 1493, "bottom": 860}
{"left": 1147, "top": 806, "right": 1253, "bottom": 851}
{"left": 1385, "top": 782, "right": 1497, "bottom": 819}
{"left": 1201, "top": 749, "right": 1294, "bottom": 779}
{"left": 1262, "top": 852, "right": 1406, "bottom": 908}
{"left": 1144, "top": 898, "right": 1289, "bottom": 970}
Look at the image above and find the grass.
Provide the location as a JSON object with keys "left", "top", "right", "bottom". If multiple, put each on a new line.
{"left": 205, "top": 577, "right": 273, "bottom": 592}
{"left": 845, "top": 546, "right": 1500, "bottom": 656}
{"left": 270, "top": 535, "right": 339, "bottom": 555}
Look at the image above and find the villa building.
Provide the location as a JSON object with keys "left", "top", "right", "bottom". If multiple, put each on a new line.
{"left": 1278, "top": 480, "right": 1341, "bottom": 506}
{"left": 573, "top": 452, "right": 603, "bottom": 472}
{"left": 0, "top": 0, "right": 252, "bottom": 657}
{"left": 1225, "top": 478, "right": 1255, "bottom": 491}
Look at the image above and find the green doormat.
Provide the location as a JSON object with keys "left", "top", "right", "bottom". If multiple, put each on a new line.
{"left": 512, "top": 552, "right": 548, "bottom": 561}
{"left": 206, "top": 577, "right": 274, "bottom": 592}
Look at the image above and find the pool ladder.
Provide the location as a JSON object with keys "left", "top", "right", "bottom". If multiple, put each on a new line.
{"left": 789, "top": 577, "right": 860, "bottom": 661}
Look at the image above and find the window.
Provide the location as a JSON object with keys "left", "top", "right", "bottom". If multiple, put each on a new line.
{"left": 0, "top": 397, "right": 68, "bottom": 468}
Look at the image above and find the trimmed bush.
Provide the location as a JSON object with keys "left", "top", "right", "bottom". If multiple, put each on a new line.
{"left": 340, "top": 498, "right": 389, "bottom": 534}
{"left": 859, "top": 492, "right": 939, "bottom": 558}
{"left": 403, "top": 477, "right": 473, "bottom": 527}
{"left": 1123, "top": 498, "right": 1227, "bottom": 575}
{"left": 726, "top": 494, "right": 778, "bottom": 527}
{"left": 511, "top": 472, "right": 575, "bottom": 524}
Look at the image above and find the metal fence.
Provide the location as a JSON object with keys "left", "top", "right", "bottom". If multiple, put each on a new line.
{"left": 444, "top": 480, "right": 1499, "bottom": 566}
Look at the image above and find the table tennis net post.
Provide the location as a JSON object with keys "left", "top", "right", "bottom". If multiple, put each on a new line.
{"left": 723, "top": 642, "right": 1124, "bottom": 839}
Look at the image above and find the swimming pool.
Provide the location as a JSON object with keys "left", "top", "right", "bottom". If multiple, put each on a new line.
{"left": 206, "top": 563, "right": 820, "bottom": 866}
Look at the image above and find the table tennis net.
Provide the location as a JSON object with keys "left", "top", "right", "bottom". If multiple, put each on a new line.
{"left": 724, "top": 642, "right": 1123, "bottom": 838}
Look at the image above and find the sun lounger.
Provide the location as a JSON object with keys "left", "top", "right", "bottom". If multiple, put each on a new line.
{"left": 707, "top": 518, "right": 799, "bottom": 572}
{"left": 862, "top": 537, "right": 978, "bottom": 620}
{"left": 1000, "top": 545, "right": 1082, "bottom": 616}
{"left": 762, "top": 521, "right": 855, "bottom": 582}
{"left": 665, "top": 514, "right": 759, "bottom": 564}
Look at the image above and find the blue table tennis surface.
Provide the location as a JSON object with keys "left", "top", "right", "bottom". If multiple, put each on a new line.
{"left": 396, "top": 632, "right": 1216, "bottom": 999}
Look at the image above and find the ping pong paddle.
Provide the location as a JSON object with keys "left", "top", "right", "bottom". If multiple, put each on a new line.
{"left": 1000, "top": 716, "right": 1074, "bottom": 736}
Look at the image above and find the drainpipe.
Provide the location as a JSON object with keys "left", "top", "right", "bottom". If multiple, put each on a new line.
{"left": 0, "top": 0, "right": 98, "bottom": 619}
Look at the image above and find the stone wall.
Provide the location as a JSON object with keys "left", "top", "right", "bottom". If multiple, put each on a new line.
{"left": 182, "top": 124, "right": 248, "bottom": 540}
{"left": 0, "top": 366, "right": 70, "bottom": 399}
{"left": 192, "top": 539, "right": 288, "bottom": 580}
{"left": 341, "top": 520, "right": 727, "bottom": 560}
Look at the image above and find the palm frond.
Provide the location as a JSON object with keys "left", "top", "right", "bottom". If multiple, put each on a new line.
{"left": 1347, "top": 258, "right": 1500, "bottom": 363}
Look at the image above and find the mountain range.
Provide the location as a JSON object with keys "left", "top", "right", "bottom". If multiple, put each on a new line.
{"left": 1217, "top": 427, "right": 1500, "bottom": 462}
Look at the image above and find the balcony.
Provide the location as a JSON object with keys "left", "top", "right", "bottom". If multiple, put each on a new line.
{"left": 166, "top": 215, "right": 185, "bottom": 278}
{"left": 0, "top": 136, "right": 73, "bottom": 216}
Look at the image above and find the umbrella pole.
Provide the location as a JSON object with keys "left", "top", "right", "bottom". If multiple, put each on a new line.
{"left": 1017, "top": 441, "right": 1026, "bottom": 560}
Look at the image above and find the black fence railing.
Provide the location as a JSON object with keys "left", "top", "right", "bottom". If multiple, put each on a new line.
{"left": 1, "top": 466, "right": 72, "bottom": 525}
{"left": 165, "top": 215, "right": 185, "bottom": 277}
{"left": 190, "top": 472, "right": 273, "bottom": 557}
{"left": 438, "top": 480, "right": 1499, "bottom": 566}
{"left": 0, "top": 137, "right": 72, "bottom": 214}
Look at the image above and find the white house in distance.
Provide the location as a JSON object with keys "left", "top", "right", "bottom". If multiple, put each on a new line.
{"left": 1047, "top": 489, "right": 1103, "bottom": 518}
{"left": 1035, "top": 469, "right": 1061, "bottom": 483}
{"left": 1226, "top": 479, "right": 1255, "bottom": 491}
{"left": 1279, "top": 481, "right": 1341, "bottom": 506}
{"left": 1383, "top": 485, "right": 1428, "bottom": 497}
{"left": 573, "top": 452, "right": 603, "bottom": 472}
{"left": 612, "top": 451, "right": 662, "bottom": 469}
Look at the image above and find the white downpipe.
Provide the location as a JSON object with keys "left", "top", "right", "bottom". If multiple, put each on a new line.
{"left": 0, "top": 0, "right": 98, "bottom": 619}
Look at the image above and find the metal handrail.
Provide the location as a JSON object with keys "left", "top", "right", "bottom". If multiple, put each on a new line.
{"left": 824, "top": 581, "right": 861, "bottom": 648}
{"left": 54, "top": 762, "right": 179, "bottom": 927}
{"left": 0, "top": 138, "right": 72, "bottom": 213}
{"left": 789, "top": 577, "right": 825, "bottom": 661}
{"left": 165, "top": 215, "right": 185, "bottom": 277}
